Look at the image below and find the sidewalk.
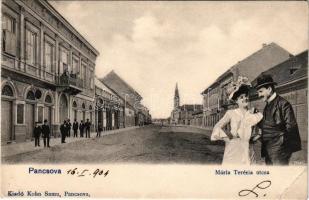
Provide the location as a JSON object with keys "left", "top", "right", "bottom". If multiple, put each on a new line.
{"left": 1, "top": 126, "right": 139, "bottom": 158}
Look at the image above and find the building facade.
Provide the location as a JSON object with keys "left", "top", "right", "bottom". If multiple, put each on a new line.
{"left": 95, "top": 78, "right": 124, "bottom": 132}
{"left": 201, "top": 43, "right": 292, "bottom": 130}
{"left": 1, "top": 0, "right": 99, "bottom": 144}
{"left": 250, "top": 50, "right": 308, "bottom": 141}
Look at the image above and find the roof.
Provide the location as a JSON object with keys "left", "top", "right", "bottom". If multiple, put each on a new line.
{"left": 175, "top": 83, "right": 179, "bottom": 98}
{"left": 44, "top": 1, "right": 99, "bottom": 56}
{"left": 94, "top": 77, "right": 116, "bottom": 95}
{"left": 201, "top": 42, "right": 291, "bottom": 94}
{"left": 252, "top": 50, "right": 308, "bottom": 87}
{"left": 180, "top": 104, "right": 203, "bottom": 111}
{"left": 100, "top": 70, "right": 142, "bottom": 108}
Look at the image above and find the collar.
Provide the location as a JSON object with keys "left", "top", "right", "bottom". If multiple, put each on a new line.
{"left": 267, "top": 92, "right": 277, "bottom": 103}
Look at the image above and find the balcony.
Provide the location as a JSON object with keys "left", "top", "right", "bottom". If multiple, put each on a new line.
{"left": 56, "top": 72, "right": 83, "bottom": 95}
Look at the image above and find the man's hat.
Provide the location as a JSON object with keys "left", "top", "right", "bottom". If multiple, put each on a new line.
{"left": 254, "top": 73, "right": 277, "bottom": 90}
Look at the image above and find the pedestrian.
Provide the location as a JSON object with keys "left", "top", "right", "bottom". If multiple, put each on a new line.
{"left": 85, "top": 118, "right": 91, "bottom": 138}
{"left": 60, "top": 120, "right": 67, "bottom": 143}
{"left": 254, "top": 73, "right": 301, "bottom": 165}
{"left": 42, "top": 119, "right": 51, "bottom": 148}
{"left": 33, "top": 122, "right": 42, "bottom": 147}
{"left": 79, "top": 120, "right": 84, "bottom": 137}
{"left": 73, "top": 119, "right": 79, "bottom": 137}
{"left": 211, "top": 76, "right": 262, "bottom": 165}
{"left": 96, "top": 122, "right": 103, "bottom": 137}
{"left": 67, "top": 119, "right": 72, "bottom": 137}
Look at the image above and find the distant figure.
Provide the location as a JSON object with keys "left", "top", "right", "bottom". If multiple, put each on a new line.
{"left": 60, "top": 120, "right": 67, "bottom": 143}
{"left": 42, "top": 119, "right": 51, "bottom": 148}
{"left": 85, "top": 119, "right": 91, "bottom": 138}
{"left": 33, "top": 122, "right": 42, "bottom": 147}
{"left": 96, "top": 122, "right": 103, "bottom": 137}
{"left": 73, "top": 119, "right": 79, "bottom": 137}
{"left": 67, "top": 119, "right": 72, "bottom": 137}
{"left": 79, "top": 120, "right": 84, "bottom": 137}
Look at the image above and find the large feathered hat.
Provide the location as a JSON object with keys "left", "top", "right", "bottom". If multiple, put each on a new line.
{"left": 227, "top": 76, "right": 251, "bottom": 101}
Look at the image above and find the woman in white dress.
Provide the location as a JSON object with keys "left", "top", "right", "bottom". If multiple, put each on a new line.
{"left": 211, "top": 77, "right": 263, "bottom": 165}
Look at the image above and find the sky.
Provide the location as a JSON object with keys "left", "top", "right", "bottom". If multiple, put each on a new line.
{"left": 50, "top": 1, "right": 307, "bottom": 118}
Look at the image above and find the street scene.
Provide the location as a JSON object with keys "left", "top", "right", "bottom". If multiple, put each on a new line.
{"left": 1, "top": 1, "right": 307, "bottom": 165}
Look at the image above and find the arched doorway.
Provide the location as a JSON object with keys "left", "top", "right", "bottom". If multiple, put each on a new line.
{"left": 59, "top": 94, "right": 68, "bottom": 124}
{"left": 25, "top": 90, "right": 36, "bottom": 140}
{"left": 1, "top": 84, "right": 14, "bottom": 143}
{"left": 44, "top": 94, "right": 53, "bottom": 136}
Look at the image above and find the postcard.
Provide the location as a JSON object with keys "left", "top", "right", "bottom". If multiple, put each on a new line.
{"left": 1, "top": 0, "right": 308, "bottom": 199}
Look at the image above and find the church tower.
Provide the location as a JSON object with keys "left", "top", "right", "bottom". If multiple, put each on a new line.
{"left": 174, "top": 83, "right": 180, "bottom": 109}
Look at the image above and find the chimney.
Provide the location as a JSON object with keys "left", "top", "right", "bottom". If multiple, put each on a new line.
{"left": 262, "top": 43, "right": 267, "bottom": 48}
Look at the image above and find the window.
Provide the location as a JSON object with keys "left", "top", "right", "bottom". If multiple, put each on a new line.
{"left": 26, "top": 91, "right": 35, "bottom": 100}
{"left": 17, "top": 104, "right": 24, "bottom": 124}
{"left": 45, "top": 95, "right": 52, "bottom": 104}
{"left": 26, "top": 29, "right": 37, "bottom": 65}
{"left": 90, "top": 70, "right": 94, "bottom": 89}
{"left": 73, "top": 101, "right": 77, "bottom": 108}
{"left": 72, "top": 57, "right": 79, "bottom": 74}
{"left": 2, "top": 15, "right": 15, "bottom": 33}
{"left": 2, "top": 85, "right": 14, "bottom": 97}
{"left": 60, "top": 47, "right": 68, "bottom": 74}
{"left": 44, "top": 42, "right": 53, "bottom": 72}
{"left": 82, "top": 64, "right": 87, "bottom": 87}
{"left": 2, "top": 15, "right": 16, "bottom": 55}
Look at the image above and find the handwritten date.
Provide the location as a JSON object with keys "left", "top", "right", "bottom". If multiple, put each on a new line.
{"left": 67, "top": 168, "right": 109, "bottom": 178}
{"left": 239, "top": 180, "right": 271, "bottom": 197}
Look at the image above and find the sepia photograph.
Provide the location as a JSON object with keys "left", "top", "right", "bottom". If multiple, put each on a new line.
{"left": 0, "top": 0, "right": 308, "bottom": 198}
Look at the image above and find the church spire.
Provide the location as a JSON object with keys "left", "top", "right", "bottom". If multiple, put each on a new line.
{"left": 174, "top": 83, "right": 180, "bottom": 109}
{"left": 175, "top": 83, "right": 179, "bottom": 98}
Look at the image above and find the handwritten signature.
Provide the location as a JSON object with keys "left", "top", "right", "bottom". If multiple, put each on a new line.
{"left": 239, "top": 180, "right": 271, "bottom": 197}
{"left": 67, "top": 168, "right": 109, "bottom": 178}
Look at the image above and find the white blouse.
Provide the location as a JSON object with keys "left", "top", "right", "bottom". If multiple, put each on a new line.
{"left": 211, "top": 109, "right": 263, "bottom": 141}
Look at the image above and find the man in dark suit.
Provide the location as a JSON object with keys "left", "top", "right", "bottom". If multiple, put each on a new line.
{"left": 60, "top": 120, "right": 67, "bottom": 143}
{"left": 73, "top": 119, "right": 79, "bottom": 137}
{"left": 85, "top": 118, "right": 91, "bottom": 138}
{"left": 79, "top": 120, "right": 84, "bottom": 137}
{"left": 42, "top": 119, "right": 51, "bottom": 148}
{"left": 33, "top": 122, "right": 42, "bottom": 147}
{"left": 254, "top": 73, "right": 301, "bottom": 165}
{"left": 67, "top": 119, "right": 72, "bottom": 137}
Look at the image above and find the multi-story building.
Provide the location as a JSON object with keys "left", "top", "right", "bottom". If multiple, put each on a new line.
{"left": 251, "top": 50, "right": 308, "bottom": 141}
{"left": 1, "top": 0, "right": 99, "bottom": 144}
{"left": 100, "top": 70, "right": 150, "bottom": 127}
{"left": 95, "top": 77, "right": 124, "bottom": 131}
{"left": 201, "top": 43, "right": 292, "bottom": 129}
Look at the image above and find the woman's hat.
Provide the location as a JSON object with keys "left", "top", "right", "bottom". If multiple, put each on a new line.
{"left": 254, "top": 73, "right": 277, "bottom": 90}
{"left": 227, "top": 76, "right": 252, "bottom": 101}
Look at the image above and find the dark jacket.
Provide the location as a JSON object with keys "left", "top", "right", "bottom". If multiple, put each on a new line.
{"left": 259, "top": 95, "right": 301, "bottom": 156}
{"left": 33, "top": 126, "right": 42, "bottom": 138}
{"left": 98, "top": 124, "right": 103, "bottom": 132}
{"left": 67, "top": 122, "right": 72, "bottom": 130}
{"left": 79, "top": 123, "right": 84, "bottom": 131}
{"left": 60, "top": 124, "right": 67, "bottom": 134}
{"left": 41, "top": 124, "right": 50, "bottom": 138}
{"left": 85, "top": 121, "right": 91, "bottom": 130}
{"left": 73, "top": 122, "right": 79, "bottom": 131}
